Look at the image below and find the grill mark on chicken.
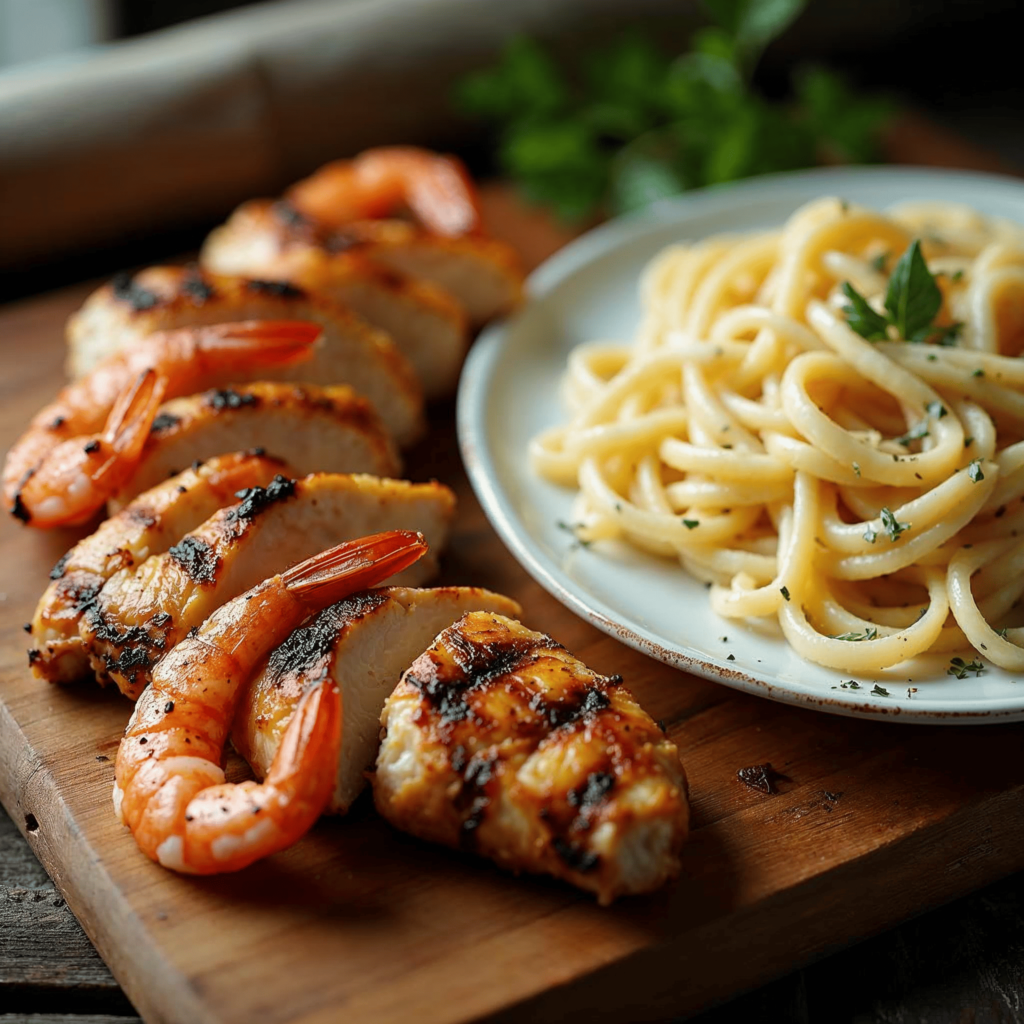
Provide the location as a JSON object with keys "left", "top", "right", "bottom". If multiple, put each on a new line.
{"left": 82, "top": 607, "right": 170, "bottom": 683}
{"left": 224, "top": 475, "right": 297, "bottom": 524}
{"left": 244, "top": 278, "right": 306, "bottom": 300}
{"left": 150, "top": 412, "right": 181, "bottom": 433}
{"left": 111, "top": 271, "right": 160, "bottom": 312}
{"left": 124, "top": 506, "right": 157, "bottom": 529}
{"left": 50, "top": 550, "right": 72, "bottom": 580}
{"left": 528, "top": 682, "right": 612, "bottom": 730}
{"left": 180, "top": 267, "right": 216, "bottom": 304}
{"left": 168, "top": 535, "right": 220, "bottom": 584}
{"left": 329, "top": 589, "right": 394, "bottom": 622}
{"left": 269, "top": 200, "right": 363, "bottom": 254}
{"left": 102, "top": 644, "right": 157, "bottom": 681}
{"left": 84, "top": 606, "right": 168, "bottom": 647}
{"left": 456, "top": 752, "right": 498, "bottom": 845}
{"left": 567, "top": 771, "right": 616, "bottom": 810}
{"left": 405, "top": 631, "right": 550, "bottom": 724}
{"left": 58, "top": 575, "right": 102, "bottom": 613}
{"left": 325, "top": 230, "right": 366, "bottom": 255}
{"left": 551, "top": 837, "right": 600, "bottom": 873}
{"left": 264, "top": 591, "right": 392, "bottom": 688}
{"left": 204, "top": 388, "right": 260, "bottom": 412}
{"left": 272, "top": 200, "right": 312, "bottom": 230}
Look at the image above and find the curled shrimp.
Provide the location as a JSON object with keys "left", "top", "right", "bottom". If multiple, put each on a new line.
{"left": 287, "top": 146, "right": 482, "bottom": 238}
{"left": 12, "top": 369, "right": 168, "bottom": 529}
{"left": 114, "top": 530, "right": 427, "bottom": 874}
{"left": 4, "top": 320, "right": 319, "bottom": 527}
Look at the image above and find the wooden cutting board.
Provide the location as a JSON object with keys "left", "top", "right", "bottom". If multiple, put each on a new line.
{"left": 2, "top": 180, "right": 1024, "bottom": 1024}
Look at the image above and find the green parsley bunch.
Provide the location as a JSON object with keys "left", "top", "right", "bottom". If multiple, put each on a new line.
{"left": 455, "top": 0, "right": 894, "bottom": 219}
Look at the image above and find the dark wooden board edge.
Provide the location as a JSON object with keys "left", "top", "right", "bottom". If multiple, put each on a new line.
{"left": 0, "top": 699, "right": 209, "bottom": 1024}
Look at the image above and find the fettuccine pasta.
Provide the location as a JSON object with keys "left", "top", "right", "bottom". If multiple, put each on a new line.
{"left": 531, "top": 197, "right": 1024, "bottom": 674}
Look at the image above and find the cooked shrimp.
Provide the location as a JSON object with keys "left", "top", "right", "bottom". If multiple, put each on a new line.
{"left": 287, "top": 147, "right": 482, "bottom": 238}
{"left": 11, "top": 370, "right": 166, "bottom": 529}
{"left": 114, "top": 530, "right": 427, "bottom": 874}
{"left": 5, "top": 320, "right": 319, "bottom": 527}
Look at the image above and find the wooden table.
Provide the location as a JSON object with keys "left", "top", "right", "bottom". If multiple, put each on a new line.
{"left": 4, "top": 142, "right": 1024, "bottom": 1023}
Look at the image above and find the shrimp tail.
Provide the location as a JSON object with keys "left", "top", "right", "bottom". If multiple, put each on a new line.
{"left": 265, "top": 677, "right": 341, "bottom": 822}
{"left": 282, "top": 529, "right": 428, "bottom": 604}
{"left": 191, "top": 320, "right": 322, "bottom": 365}
{"left": 174, "top": 678, "right": 342, "bottom": 874}
{"left": 104, "top": 368, "right": 166, "bottom": 459}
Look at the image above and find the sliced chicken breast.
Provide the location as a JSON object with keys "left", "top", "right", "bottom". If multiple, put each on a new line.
{"left": 29, "top": 451, "right": 289, "bottom": 685}
{"left": 66, "top": 267, "right": 424, "bottom": 446}
{"left": 373, "top": 612, "right": 689, "bottom": 905}
{"left": 108, "top": 381, "right": 399, "bottom": 510}
{"left": 83, "top": 474, "right": 456, "bottom": 700}
{"left": 202, "top": 203, "right": 470, "bottom": 398}
{"left": 204, "top": 200, "right": 522, "bottom": 327}
{"left": 234, "top": 586, "right": 521, "bottom": 814}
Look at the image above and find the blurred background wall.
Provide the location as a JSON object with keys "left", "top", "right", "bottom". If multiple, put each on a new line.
{"left": 1, "top": 0, "right": 1021, "bottom": 298}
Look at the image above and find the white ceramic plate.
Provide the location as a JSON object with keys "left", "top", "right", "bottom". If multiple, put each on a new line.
{"left": 458, "top": 167, "right": 1024, "bottom": 724}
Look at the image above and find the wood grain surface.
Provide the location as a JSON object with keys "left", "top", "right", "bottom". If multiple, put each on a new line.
{"left": 2, "top": 194, "right": 1024, "bottom": 1024}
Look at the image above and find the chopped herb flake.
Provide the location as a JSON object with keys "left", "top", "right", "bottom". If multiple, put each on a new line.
{"left": 682, "top": 518, "right": 700, "bottom": 529}
{"left": 947, "top": 656, "right": 985, "bottom": 679}
{"left": 556, "top": 520, "right": 592, "bottom": 548}
{"left": 967, "top": 459, "right": 985, "bottom": 483}
{"left": 852, "top": 461, "right": 861, "bottom": 477}
{"left": 926, "top": 400, "right": 947, "bottom": 419}
{"left": 780, "top": 585, "right": 791, "bottom": 601}
{"left": 880, "top": 507, "right": 910, "bottom": 542}
{"left": 870, "top": 684, "right": 890, "bottom": 697}
{"left": 830, "top": 627, "right": 878, "bottom": 641}
{"left": 919, "top": 321, "right": 962, "bottom": 346}
{"left": 895, "top": 418, "right": 929, "bottom": 447}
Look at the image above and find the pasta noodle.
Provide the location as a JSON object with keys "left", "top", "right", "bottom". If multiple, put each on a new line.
{"left": 530, "top": 197, "right": 1024, "bottom": 674}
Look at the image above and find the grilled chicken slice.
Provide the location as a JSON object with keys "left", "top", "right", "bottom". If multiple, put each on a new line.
{"left": 204, "top": 200, "right": 523, "bottom": 327}
{"left": 83, "top": 474, "right": 455, "bottom": 700}
{"left": 66, "top": 267, "right": 424, "bottom": 445}
{"left": 202, "top": 205, "right": 469, "bottom": 398}
{"left": 107, "top": 381, "right": 399, "bottom": 510}
{"left": 373, "top": 612, "right": 689, "bottom": 904}
{"left": 234, "top": 586, "right": 521, "bottom": 814}
{"left": 30, "top": 451, "right": 289, "bottom": 685}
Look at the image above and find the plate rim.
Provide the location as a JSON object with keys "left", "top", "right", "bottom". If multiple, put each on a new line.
{"left": 458, "top": 165, "right": 1024, "bottom": 725}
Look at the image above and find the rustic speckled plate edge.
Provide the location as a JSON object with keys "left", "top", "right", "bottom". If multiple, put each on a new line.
{"left": 458, "top": 166, "right": 1024, "bottom": 724}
